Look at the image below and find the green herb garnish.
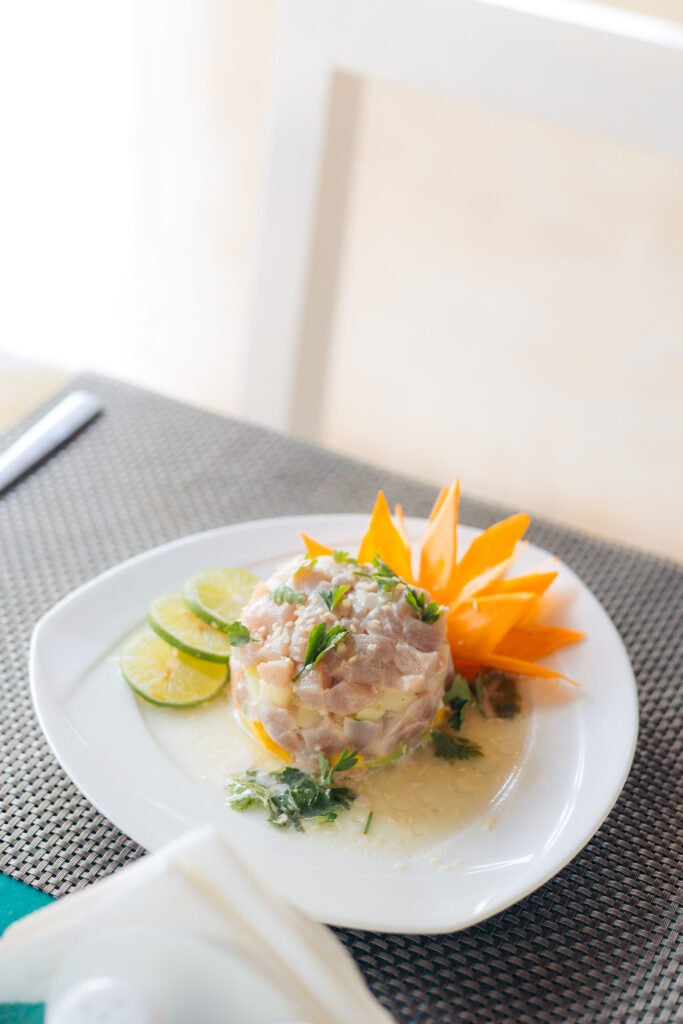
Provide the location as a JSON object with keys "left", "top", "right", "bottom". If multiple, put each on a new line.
{"left": 333, "top": 550, "right": 358, "bottom": 565}
{"left": 474, "top": 672, "right": 487, "bottom": 716}
{"left": 431, "top": 731, "right": 483, "bottom": 761}
{"left": 443, "top": 673, "right": 471, "bottom": 731}
{"left": 405, "top": 587, "right": 442, "bottom": 623}
{"left": 320, "top": 584, "right": 350, "bottom": 611}
{"left": 272, "top": 584, "right": 307, "bottom": 606}
{"left": 354, "top": 557, "right": 404, "bottom": 592}
{"left": 224, "top": 621, "right": 253, "bottom": 646}
{"left": 362, "top": 810, "right": 374, "bottom": 835}
{"left": 293, "top": 621, "right": 350, "bottom": 680}
{"left": 226, "top": 747, "right": 359, "bottom": 831}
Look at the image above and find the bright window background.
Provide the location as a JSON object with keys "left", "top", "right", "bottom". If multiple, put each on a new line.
{"left": 0, "top": 0, "right": 681, "bottom": 560}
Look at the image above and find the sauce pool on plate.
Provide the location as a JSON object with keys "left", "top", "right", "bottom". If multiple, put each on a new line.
{"left": 139, "top": 691, "right": 531, "bottom": 858}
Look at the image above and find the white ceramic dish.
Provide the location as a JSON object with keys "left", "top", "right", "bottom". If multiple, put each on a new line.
{"left": 30, "top": 515, "right": 638, "bottom": 934}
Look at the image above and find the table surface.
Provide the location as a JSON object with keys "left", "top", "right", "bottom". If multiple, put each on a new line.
{"left": 1, "top": 374, "right": 681, "bottom": 1024}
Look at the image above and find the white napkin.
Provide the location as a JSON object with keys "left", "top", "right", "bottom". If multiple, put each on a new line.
{"left": 0, "top": 826, "right": 394, "bottom": 1023}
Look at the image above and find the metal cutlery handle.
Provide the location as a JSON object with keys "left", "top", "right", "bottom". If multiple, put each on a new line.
{"left": 0, "top": 390, "right": 102, "bottom": 493}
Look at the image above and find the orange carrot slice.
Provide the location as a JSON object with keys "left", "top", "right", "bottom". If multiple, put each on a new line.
{"left": 419, "top": 480, "right": 459, "bottom": 601}
{"left": 478, "top": 570, "right": 558, "bottom": 598}
{"left": 447, "top": 513, "right": 530, "bottom": 598}
{"left": 357, "top": 491, "right": 414, "bottom": 582}
{"left": 495, "top": 625, "right": 584, "bottom": 661}
{"left": 467, "top": 652, "right": 579, "bottom": 685}
{"left": 428, "top": 484, "right": 449, "bottom": 524}
{"left": 394, "top": 503, "right": 410, "bottom": 548}
{"left": 451, "top": 546, "right": 527, "bottom": 607}
{"left": 447, "top": 592, "right": 538, "bottom": 659}
{"left": 300, "top": 532, "right": 333, "bottom": 558}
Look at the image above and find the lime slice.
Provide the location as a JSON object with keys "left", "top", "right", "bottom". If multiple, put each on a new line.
{"left": 120, "top": 628, "right": 228, "bottom": 707}
{"left": 148, "top": 593, "right": 232, "bottom": 663}
{"left": 183, "top": 568, "right": 260, "bottom": 632}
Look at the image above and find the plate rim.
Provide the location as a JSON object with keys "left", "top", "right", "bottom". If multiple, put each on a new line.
{"left": 29, "top": 514, "right": 639, "bottom": 934}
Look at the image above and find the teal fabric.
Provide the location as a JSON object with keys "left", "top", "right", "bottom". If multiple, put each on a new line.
{"left": 0, "top": 875, "right": 52, "bottom": 1023}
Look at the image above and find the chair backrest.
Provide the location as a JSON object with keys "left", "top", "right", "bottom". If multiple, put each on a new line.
{"left": 243, "top": 0, "right": 683, "bottom": 438}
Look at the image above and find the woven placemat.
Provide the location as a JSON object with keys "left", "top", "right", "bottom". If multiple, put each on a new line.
{"left": 0, "top": 375, "right": 680, "bottom": 1023}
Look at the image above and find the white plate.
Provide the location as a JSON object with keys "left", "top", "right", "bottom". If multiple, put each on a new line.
{"left": 30, "top": 515, "right": 638, "bottom": 934}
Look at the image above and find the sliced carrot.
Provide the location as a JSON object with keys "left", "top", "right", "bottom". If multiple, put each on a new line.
{"left": 450, "top": 546, "right": 527, "bottom": 607}
{"left": 494, "top": 625, "right": 584, "bottom": 661}
{"left": 447, "top": 592, "right": 538, "bottom": 659}
{"left": 419, "top": 480, "right": 459, "bottom": 601}
{"left": 394, "top": 503, "right": 410, "bottom": 548}
{"left": 252, "top": 720, "right": 292, "bottom": 761}
{"left": 428, "top": 484, "right": 449, "bottom": 524}
{"left": 357, "top": 491, "right": 414, "bottom": 582}
{"left": 299, "top": 532, "right": 333, "bottom": 558}
{"left": 478, "top": 570, "right": 558, "bottom": 598}
{"left": 463, "top": 652, "right": 579, "bottom": 685}
{"left": 448, "top": 513, "right": 530, "bottom": 598}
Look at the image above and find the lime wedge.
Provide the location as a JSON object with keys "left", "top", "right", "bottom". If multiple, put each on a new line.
{"left": 148, "top": 593, "right": 232, "bottom": 663}
{"left": 120, "top": 628, "right": 228, "bottom": 707}
{"left": 183, "top": 568, "right": 260, "bottom": 632}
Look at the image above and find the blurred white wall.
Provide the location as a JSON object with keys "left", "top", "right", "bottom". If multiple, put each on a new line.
{"left": 0, "top": 1, "right": 681, "bottom": 559}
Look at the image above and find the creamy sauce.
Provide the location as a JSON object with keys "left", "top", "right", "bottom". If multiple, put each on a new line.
{"left": 140, "top": 692, "right": 531, "bottom": 857}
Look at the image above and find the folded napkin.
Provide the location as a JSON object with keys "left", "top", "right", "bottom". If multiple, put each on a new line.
{"left": 0, "top": 826, "right": 394, "bottom": 1023}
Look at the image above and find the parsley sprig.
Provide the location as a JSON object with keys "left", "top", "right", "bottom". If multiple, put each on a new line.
{"left": 354, "top": 557, "right": 442, "bottom": 624}
{"left": 293, "top": 621, "right": 350, "bottom": 680}
{"left": 443, "top": 673, "right": 471, "bottom": 731}
{"left": 333, "top": 550, "right": 358, "bottom": 565}
{"left": 320, "top": 584, "right": 350, "bottom": 611}
{"left": 405, "top": 587, "right": 442, "bottom": 623}
{"left": 226, "top": 748, "right": 359, "bottom": 831}
{"left": 431, "top": 731, "right": 483, "bottom": 761}
{"left": 224, "top": 621, "right": 253, "bottom": 646}
{"left": 272, "top": 584, "right": 306, "bottom": 606}
{"left": 354, "top": 557, "right": 403, "bottom": 592}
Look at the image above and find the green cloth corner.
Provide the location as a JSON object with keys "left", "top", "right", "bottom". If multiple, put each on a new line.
{"left": 0, "top": 874, "right": 54, "bottom": 1024}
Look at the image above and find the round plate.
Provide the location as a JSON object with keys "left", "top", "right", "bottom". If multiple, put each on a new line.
{"left": 29, "top": 515, "right": 637, "bottom": 934}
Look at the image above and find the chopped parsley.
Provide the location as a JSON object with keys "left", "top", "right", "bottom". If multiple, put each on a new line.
{"left": 443, "top": 673, "right": 471, "bottom": 731}
{"left": 431, "top": 731, "right": 483, "bottom": 761}
{"left": 226, "top": 748, "right": 359, "bottom": 831}
{"left": 271, "top": 584, "right": 307, "bottom": 606}
{"left": 405, "top": 587, "right": 442, "bottom": 623}
{"left": 224, "top": 621, "right": 253, "bottom": 646}
{"left": 354, "top": 557, "right": 404, "bottom": 592}
{"left": 320, "top": 584, "right": 350, "bottom": 611}
{"left": 293, "top": 621, "right": 350, "bottom": 680}
{"left": 474, "top": 672, "right": 487, "bottom": 716}
{"left": 333, "top": 550, "right": 358, "bottom": 565}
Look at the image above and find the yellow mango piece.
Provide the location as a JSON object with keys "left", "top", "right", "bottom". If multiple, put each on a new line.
{"left": 300, "top": 532, "right": 333, "bottom": 558}
{"left": 252, "top": 720, "right": 292, "bottom": 761}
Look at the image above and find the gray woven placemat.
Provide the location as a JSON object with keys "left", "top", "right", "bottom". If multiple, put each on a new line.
{"left": 1, "top": 375, "right": 681, "bottom": 1023}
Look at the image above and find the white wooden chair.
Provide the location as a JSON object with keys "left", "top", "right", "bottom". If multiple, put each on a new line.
{"left": 243, "top": 0, "right": 683, "bottom": 438}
